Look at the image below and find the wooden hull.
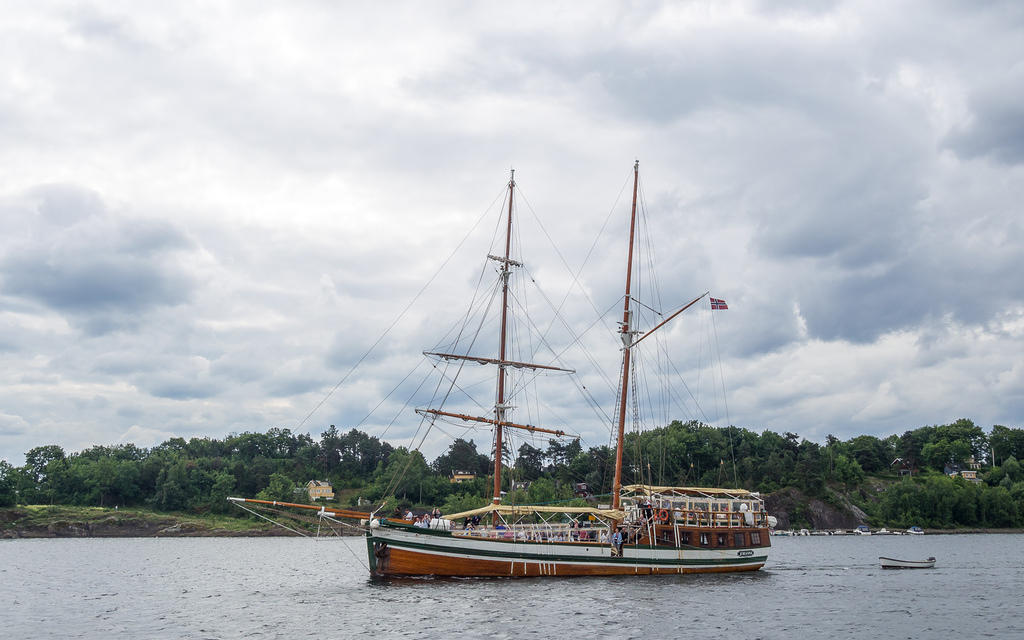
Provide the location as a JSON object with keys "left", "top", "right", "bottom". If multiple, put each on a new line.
{"left": 367, "top": 521, "right": 769, "bottom": 578}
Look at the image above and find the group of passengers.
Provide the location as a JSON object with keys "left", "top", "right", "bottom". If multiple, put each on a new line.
{"left": 408, "top": 507, "right": 442, "bottom": 528}
{"left": 456, "top": 517, "right": 607, "bottom": 543}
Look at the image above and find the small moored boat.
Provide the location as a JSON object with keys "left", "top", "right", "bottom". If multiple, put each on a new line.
{"left": 879, "top": 556, "right": 935, "bottom": 569}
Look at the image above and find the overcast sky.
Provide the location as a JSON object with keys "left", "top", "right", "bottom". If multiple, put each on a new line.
{"left": 2, "top": 1, "right": 1022, "bottom": 466}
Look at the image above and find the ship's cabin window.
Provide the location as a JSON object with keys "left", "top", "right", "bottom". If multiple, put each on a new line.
{"left": 732, "top": 502, "right": 744, "bottom": 512}
{"left": 694, "top": 502, "right": 708, "bottom": 512}
{"left": 751, "top": 532, "right": 761, "bottom": 545}
{"left": 680, "top": 531, "right": 691, "bottom": 545}
{"left": 734, "top": 532, "right": 746, "bottom": 547}
{"left": 699, "top": 533, "right": 710, "bottom": 546}
{"left": 716, "top": 533, "right": 727, "bottom": 546}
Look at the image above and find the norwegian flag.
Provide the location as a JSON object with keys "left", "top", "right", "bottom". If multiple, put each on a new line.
{"left": 710, "top": 297, "right": 729, "bottom": 310}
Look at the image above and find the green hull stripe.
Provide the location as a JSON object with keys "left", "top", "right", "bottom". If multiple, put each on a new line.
{"left": 375, "top": 534, "right": 767, "bottom": 567}
{"left": 378, "top": 520, "right": 769, "bottom": 553}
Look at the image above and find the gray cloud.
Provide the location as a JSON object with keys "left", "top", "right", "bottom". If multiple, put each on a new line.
{"left": 944, "top": 88, "right": 1024, "bottom": 165}
{"left": 0, "top": 184, "right": 196, "bottom": 333}
{"left": 1, "top": 2, "right": 1023, "bottom": 465}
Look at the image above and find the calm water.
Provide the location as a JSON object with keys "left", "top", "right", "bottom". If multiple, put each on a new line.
{"left": 2, "top": 534, "right": 1021, "bottom": 639}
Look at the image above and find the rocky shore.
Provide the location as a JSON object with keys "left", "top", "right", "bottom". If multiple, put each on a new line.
{"left": 763, "top": 487, "right": 868, "bottom": 531}
{"left": 0, "top": 507, "right": 302, "bottom": 538}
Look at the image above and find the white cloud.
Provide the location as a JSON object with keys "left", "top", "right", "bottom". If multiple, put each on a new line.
{"left": 1, "top": 1, "right": 1022, "bottom": 465}
{"left": 117, "top": 425, "right": 176, "bottom": 449}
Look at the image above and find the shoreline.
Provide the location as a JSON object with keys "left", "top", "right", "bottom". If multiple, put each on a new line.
{"left": 922, "top": 528, "right": 1024, "bottom": 535}
{"left": 0, "top": 505, "right": 364, "bottom": 539}
{"left": 5, "top": 506, "right": 1022, "bottom": 539}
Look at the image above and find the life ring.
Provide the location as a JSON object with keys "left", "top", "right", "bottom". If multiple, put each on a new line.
{"left": 657, "top": 509, "right": 670, "bottom": 523}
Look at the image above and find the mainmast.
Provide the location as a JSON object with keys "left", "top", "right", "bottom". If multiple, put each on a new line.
{"left": 493, "top": 169, "right": 515, "bottom": 511}
{"left": 612, "top": 161, "right": 640, "bottom": 512}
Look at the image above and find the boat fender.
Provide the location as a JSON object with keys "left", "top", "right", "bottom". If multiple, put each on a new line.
{"left": 766, "top": 515, "right": 778, "bottom": 528}
{"left": 369, "top": 518, "right": 380, "bottom": 528}
{"left": 657, "top": 509, "right": 670, "bottom": 523}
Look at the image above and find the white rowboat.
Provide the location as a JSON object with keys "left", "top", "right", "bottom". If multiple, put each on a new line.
{"left": 879, "top": 556, "right": 935, "bottom": 569}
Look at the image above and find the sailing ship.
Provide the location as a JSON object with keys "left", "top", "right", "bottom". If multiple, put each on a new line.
{"left": 231, "top": 162, "right": 773, "bottom": 577}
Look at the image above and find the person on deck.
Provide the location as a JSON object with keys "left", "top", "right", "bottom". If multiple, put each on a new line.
{"left": 612, "top": 528, "right": 623, "bottom": 557}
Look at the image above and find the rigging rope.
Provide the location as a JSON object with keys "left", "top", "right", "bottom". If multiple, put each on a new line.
{"left": 711, "top": 304, "right": 739, "bottom": 486}
{"left": 231, "top": 502, "right": 311, "bottom": 537}
{"left": 517, "top": 178, "right": 631, "bottom": 350}
{"left": 379, "top": 214, "right": 509, "bottom": 504}
{"left": 296, "top": 182, "right": 512, "bottom": 432}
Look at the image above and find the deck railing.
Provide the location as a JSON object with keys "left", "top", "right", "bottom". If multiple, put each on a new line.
{"left": 444, "top": 510, "right": 768, "bottom": 542}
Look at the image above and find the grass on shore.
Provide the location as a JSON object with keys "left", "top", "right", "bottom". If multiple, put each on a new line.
{"left": 3, "top": 504, "right": 278, "bottom": 532}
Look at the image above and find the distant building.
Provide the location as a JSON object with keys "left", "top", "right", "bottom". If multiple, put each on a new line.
{"left": 574, "top": 482, "right": 592, "bottom": 498}
{"left": 306, "top": 480, "right": 334, "bottom": 501}
{"left": 944, "top": 465, "right": 981, "bottom": 483}
{"left": 450, "top": 470, "right": 476, "bottom": 484}
{"left": 954, "top": 469, "right": 981, "bottom": 483}
{"left": 511, "top": 480, "right": 531, "bottom": 491}
{"left": 890, "top": 457, "right": 916, "bottom": 478}
{"left": 967, "top": 456, "right": 982, "bottom": 470}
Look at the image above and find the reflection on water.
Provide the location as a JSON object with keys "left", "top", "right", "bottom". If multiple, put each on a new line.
{"left": 2, "top": 534, "right": 1022, "bottom": 638}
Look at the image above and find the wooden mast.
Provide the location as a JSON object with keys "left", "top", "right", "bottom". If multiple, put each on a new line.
{"left": 612, "top": 161, "right": 640, "bottom": 512}
{"left": 493, "top": 169, "right": 515, "bottom": 515}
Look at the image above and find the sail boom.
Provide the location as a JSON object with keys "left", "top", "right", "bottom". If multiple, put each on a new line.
{"left": 424, "top": 351, "right": 574, "bottom": 373}
{"left": 626, "top": 292, "right": 709, "bottom": 349}
{"left": 227, "top": 497, "right": 369, "bottom": 520}
{"left": 416, "top": 408, "right": 569, "bottom": 437}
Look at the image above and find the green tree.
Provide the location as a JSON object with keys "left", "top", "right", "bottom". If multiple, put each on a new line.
{"left": 257, "top": 473, "right": 298, "bottom": 502}
{"left": 1002, "top": 456, "right": 1022, "bottom": 482}
{"left": 432, "top": 438, "right": 489, "bottom": 477}
{"left": 440, "top": 492, "right": 488, "bottom": 517}
{"left": 922, "top": 440, "right": 953, "bottom": 470}
{"left": 832, "top": 454, "right": 865, "bottom": 489}
{"left": 209, "top": 472, "right": 237, "bottom": 514}
{"left": 990, "top": 425, "right": 1024, "bottom": 465}
{"left": 847, "top": 435, "right": 889, "bottom": 473}
{"left": 514, "top": 443, "right": 545, "bottom": 481}
{"left": 0, "top": 460, "right": 17, "bottom": 506}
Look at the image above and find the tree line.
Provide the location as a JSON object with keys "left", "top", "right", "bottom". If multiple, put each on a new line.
{"left": 1, "top": 419, "right": 1023, "bottom": 528}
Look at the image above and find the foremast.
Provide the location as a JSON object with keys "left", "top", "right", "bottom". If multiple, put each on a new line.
{"left": 417, "top": 171, "right": 574, "bottom": 517}
{"left": 493, "top": 169, "right": 515, "bottom": 514}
